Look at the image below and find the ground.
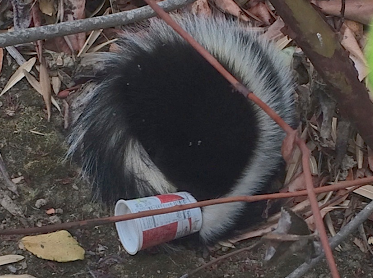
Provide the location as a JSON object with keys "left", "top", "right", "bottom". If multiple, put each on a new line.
{"left": 1, "top": 64, "right": 373, "bottom": 278}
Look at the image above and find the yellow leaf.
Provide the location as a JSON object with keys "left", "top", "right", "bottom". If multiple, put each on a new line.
{"left": 39, "top": 0, "right": 55, "bottom": 16}
{"left": 21, "top": 230, "right": 85, "bottom": 262}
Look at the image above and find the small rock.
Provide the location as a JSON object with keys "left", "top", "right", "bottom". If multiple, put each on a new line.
{"left": 35, "top": 199, "right": 48, "bottom": 208}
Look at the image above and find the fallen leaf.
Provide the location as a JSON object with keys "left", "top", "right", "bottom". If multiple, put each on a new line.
{"left": 341, "top": 25, "right": 369, "bottom": 81}
{"left": 247, "top": 2, "right": 272, "bottom": 25}
{"left": 11, "top": 176, "right": 24, "bottom": 184}
{"left": 63, "top": 0, "right": 86, "bottom": 51}
{"left": 281, "top": 130, "right": 297, "bottom": 163}
{"left": 21, "top": 230, "right": 85, "bottom": 262}
{"left": 0, "top": 48, "right": 3, "bottom": 74}
{"left": 213, "top": 0, "right": 250, "bottom": 21}
{"left": 263, "top": 18, "right": 285, "bottom": 41}
{"left": 77, "top": 29, "right": 104, "bottom": 57}
{"left": 0, "top": 57, "right": 36, "bottom": 97}
{"left": 313, "top": 0, "right": 373, "bottom": 25}
{"left": 287, "top": 173, "right": 306, "bottom": 192}
{"left": 263, "top": 208, "right": 314, "bottom": 263}
{"left": 39, "top": 0, "right": 56, "bottom": 16}
{"left": 0, "top": 275, "right": 36, "bottom": 278}
{"left": 39, "top": 62, "right": 52, "bottom": 121}
{"left": 306, "top": 206, "right": 344, "bottom": 231}
{"left": 353, "top": 184, "right": 373, "bottom": 200}
{"left": 354, "top": 237, "right": 368, "bottom": 253}
{"left": 0, "top": 191, "right": 26, "bottom": 218}
{"left": 51, "top": 76, "right": 61, "bottom": 95}
{"left": 190, "top": 0, "right": 212, "bottom": 16}
{"left": 0, "top": 255, "right": 24, "bottom": 266}
{"left": 368, "top": 147, "right": 373, "bottom": 172}
{"left": 23, "top": 70, "right": 61, "bottom": 112}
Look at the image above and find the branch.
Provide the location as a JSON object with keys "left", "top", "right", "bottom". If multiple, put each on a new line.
{"left": 269, "top": 0, "right": 373, "bottom": 151}
{"left": 0, "top": 0, "right": 195, "bottom": 48}
{"left": 1, "top": 177, "right": 372, "bottom": 236}
{"left": 286, "top": 199, "right": 373, "bottom": 278}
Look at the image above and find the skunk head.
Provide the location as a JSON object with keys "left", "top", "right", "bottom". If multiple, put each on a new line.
{"left": 68, "top": 14, "right": 297, "bottom": 244}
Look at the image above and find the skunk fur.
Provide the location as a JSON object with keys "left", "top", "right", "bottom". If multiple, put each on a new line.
{"left": 68, "top": 15, "right": 297, "bottom": 245}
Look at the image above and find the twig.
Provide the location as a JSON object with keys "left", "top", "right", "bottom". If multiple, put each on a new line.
{"left": 180, "top": 241, "right": 261, "bottom": 278}
{"left": 1, "top": 177, "right": 372, "bottom": 236}
{"left": 0, "top": 0, "right": 195, "bottom": 48}
{"left": 297, "top": 139, "right": 340, "bottom": 278}
{"left": 286, "top": 200, "right": 373, "bottom": 278}
{"left": 337, "top": 0, "right": 346, "bottom": 31}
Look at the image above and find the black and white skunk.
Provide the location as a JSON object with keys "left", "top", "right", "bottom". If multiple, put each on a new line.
{"left": 68, "top": 14, "right": 297, "bottom": 245}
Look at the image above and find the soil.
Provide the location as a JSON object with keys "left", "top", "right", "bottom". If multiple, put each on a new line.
{"left": 1, "top": 57, "right": 373, "bottom": 278}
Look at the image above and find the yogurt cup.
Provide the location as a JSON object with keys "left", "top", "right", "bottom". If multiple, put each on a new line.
{"left": 115, "top": 192, "right": 202, "bottom": 255}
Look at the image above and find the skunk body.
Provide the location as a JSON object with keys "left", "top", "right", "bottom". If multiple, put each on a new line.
{"left": 68, "top": 15, "right": 297, "bottom": 245}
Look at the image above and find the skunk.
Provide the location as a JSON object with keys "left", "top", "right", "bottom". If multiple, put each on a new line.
{"left": 68, "top": 14, "right": 297, "bottom": 245}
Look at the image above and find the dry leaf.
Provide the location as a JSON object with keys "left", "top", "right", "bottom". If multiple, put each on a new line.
{"left": 306, "top": 206, "right": 343, "bottom": 231}
{"left": 287, "top": 173, "right": 306, "bottom": 192}
{"left": 51, "top": 76, "right": 61, "bottom": 95}
{"left": 263, "top": 18, "right": 285, "bottom": 41}
{"left": 356, "top": 134, "right": 364, "bottom": 169}
{"left": 11, "top": 176, "right": 24, "bottom": 184}
{"left": 63, "top": 0, "right": 86, "bottom": 51}
{"left": 190, "top": 0, "right": 212, "bottom": 16}
{"left": 354, "top": 237, "right": 368, "bottom": 253}
{"left": 314, "top": 0, "right": 373, "bottom": 25}
{"left": 0, "top": 191, "right": 25, "bottom": 218}
{"left": 247, "top": 2, "right": 272, "bottom": 25}
{"left": 21, "top": 230, "right": 85, "bottom": 262}
{"left": 218, "top": 240, "right": 235, "bottom": 248}
{"left": 353, "top": 185, "right": 373, "bottom": 200}
{"left": 88, "top": 38, "right": 118, "bottom": 53}
{"left": 23, "top": 70, "right": 61, "bottom": 112}
{"left": 39, "top": 62, "right": 52, "bottom": 121}
{"left": 77, "top": 29, "right": 104, "bottom": 57}
{"left": 213, "top": 0, "right": 250, "bottom": 21}
{"left": 0, "top": 275, "right": 36, "bottom": 278}
{"left": 0, "top": 48, "right": 3, "bottom": 74}
{"left": 264, "top": 208, "right": 314, "bottom": 263}
{"left": 368, "top": 146, "right": 373, "bottom": 172}
{"left": 229, "top": 224, "right": 274, "bottom": 243}
{"left": 39, "top": 0, "right": 56, "bottom": 16}
{"left": 0, "top": 255, "right": 24, "bottom": 266}
{"left": 309, "top": 155, "right": 318, "bottom": 175}
{"left": 341, "top": 25, "right": 369, "bottom": 81}
{"left": 0, "top": 57, "right": 36, "bottom": 96}
{"left": 281, "top": 130, "right": 297, "bottom": 163}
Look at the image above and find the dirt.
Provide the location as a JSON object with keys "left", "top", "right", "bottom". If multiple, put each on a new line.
{"left": 1, "top": 58, "right": 373, "bottom": 278}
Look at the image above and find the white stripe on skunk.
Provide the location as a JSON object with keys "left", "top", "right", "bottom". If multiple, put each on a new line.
{"left": 68, "top": 14, "right": 297, "bottom": 245}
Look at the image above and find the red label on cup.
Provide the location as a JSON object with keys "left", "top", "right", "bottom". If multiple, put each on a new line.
{"left": 142, "top": 222, "right": 178, "bottom": 249}
{"left": 156, "top": 194, "right": 183, "bottom": 203}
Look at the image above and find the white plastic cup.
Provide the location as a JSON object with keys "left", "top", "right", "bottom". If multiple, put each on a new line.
{"left": 115, "top": 192, "right": 202, "bottom": 255}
